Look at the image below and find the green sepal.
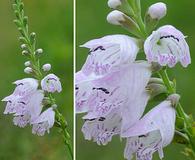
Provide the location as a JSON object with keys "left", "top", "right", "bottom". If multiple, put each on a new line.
{"left": 176, "top": 116, "right": 185, "bottom": 131}
{"left": 173, "top": 130, "right": 189, "bottom": 145}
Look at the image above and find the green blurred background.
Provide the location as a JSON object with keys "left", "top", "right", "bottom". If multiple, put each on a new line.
{"left": 0, "top": 0, "right": 73, "bottom": 160}
{"left": 76, "top": 0, "right": 195, "bottom": 159}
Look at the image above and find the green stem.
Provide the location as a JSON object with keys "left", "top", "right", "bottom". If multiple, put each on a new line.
{"left": 55, "top": 109, "right": 73, "bottom": 159}
{"left": 159, "top": 69, "right": 195, "bottom": 154}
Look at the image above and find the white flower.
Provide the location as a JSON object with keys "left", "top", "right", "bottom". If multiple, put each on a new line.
{"left": 123, "top": 100, "right": 176, "bottom": 160}
{"left": 31, "top": 107, "right": 55, "bottom": 136}
{"left": 41, "top": 74, "right": 62, "bottom": 93}
{"left": 148, "top": 2, "right": 167, "bottom": 20}
{"left": 80, "top": 34, "right": 139, "bottom": 77}
{"left": 144, "top": 25, "right": 191, "bottom": 67}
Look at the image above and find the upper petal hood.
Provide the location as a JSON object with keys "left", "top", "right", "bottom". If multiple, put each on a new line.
{"left": 81, "top": 34, "right": 139, "bottom": 77}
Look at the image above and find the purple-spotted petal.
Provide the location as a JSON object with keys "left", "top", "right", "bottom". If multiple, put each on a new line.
{"left": 31, "top": 107, "right": 55, "bottom": 136}
{"left": 13, "top": 78, "right": 38, "bottom": 96}
{"left": 81, "top": 34, "right": 139, "bottom": 76}
{"left": 77, "top": 61, "right": 151, "bottom": 121}
{"left": 41, "top": 74, "right": 62, "bottom": 93}
{"left": 123, "top": 100, "right": 176, "bottom": 160}
{"left": 144, "top": 25, "right": 191, "bottom": 68}
{"left": 12, "top": 90, "right": 44, "bottom": 128}
{"left": 82, "top": 109, "right": 122, "bottom": 145}
{"left": 75, "top": 71, "right": 95, "bottom": 113}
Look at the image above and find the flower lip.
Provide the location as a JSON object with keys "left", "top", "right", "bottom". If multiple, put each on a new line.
{"left": 144, "top": 25, "right": 191, "bottom": 68}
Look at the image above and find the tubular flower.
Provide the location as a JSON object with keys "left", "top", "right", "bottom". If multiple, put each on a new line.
{"left": 123, "top": 100, "right": 176, "bottom": 160}
{"left": 13, "top": 90, "right": 44, "bottom": 128}
{"left": 41, "top": 74, "right": 62, "bottom": 93}
{"left": 144, "top": 25, "right": 191, "bottom": 68}
{"left": 80, "top": 35, "right": 139, "bottom": 77}
{"left": 2, "top": 78, "right": 39, "bottom": 115}
{"left": 31, "top": 107, "right": 55, "bottom": 136}
{"left": 76, "top": 61, "right": 152, "bottom": 145}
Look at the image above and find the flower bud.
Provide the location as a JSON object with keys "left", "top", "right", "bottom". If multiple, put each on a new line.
{"left": 19, "top": 37, "right": 27, "bottom": 43}
{"left": 107, "top": 10, "right": 124, "bottom": 25}
{"left": 24, "top": 61, "right": 31, "bottom": 67}
{"left": 36, "top": 49, "right": 43, "bottom": 55}
{"left": 24, "top": 67, "right": 33, "bottom": 74}
{"left": 147, "top": 83, "right": 167, "bottom": 99}
{"left": 148, "top": 2, "right": 167, "bottom": 20}
{"left": 108, "top": 0, "right": 122, "bottom": 9}
{"left": 21, "top": 44, "right": 27, "bottom": 50}
{"left": 30, "top": 32, "right": 36, "bottom": 44}
{"left": 51, "top": 104, "right": 58, "bottom": 109}
{"left": 167, "top": 94, "right": 180, "bottom": 107}
{"left": 107, "top": 10, "right": 141, "bottom": 37}
{"left": 22, "top": 50, "right": 29, "bottom": 55}
{"left": 42, "top": 63, "right": 51, "bottom": 72}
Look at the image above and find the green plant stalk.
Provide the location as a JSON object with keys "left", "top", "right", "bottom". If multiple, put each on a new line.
{"left": 12, "top": 0, "right": 73, "bottom": 159}
{"left": 158, "top": 69, "right": 195, "bottom": 156}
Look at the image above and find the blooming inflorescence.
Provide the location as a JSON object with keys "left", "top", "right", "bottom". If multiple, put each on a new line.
{"left": 2, "top": 0, "right": 63, "bottom": 137}
{"left": 1, "top": 2, "right": 73, "bottom": 159}
{"left": 76, "top": 0, "right": 194, "bottom": 160}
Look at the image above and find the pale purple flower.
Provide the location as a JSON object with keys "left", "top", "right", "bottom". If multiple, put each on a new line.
{"left": 76, "top": 61, "right": 152, "bottom": 145}
{"left": 144, "top": 25, "right": 191, "bottom": 67}
{"left": 82, "top": 109, "right": 121, "bottom": 145}
{"left": 31, "top": 107, "right": 55, "bottom": 136}
{"left": 13, "top": 90, "right": 44, "bottom": 128}
{"left": 41, "top": 74, "right": 62, "bottom": 93}
{"left": 123, "top": 100, "right": 176, "bottom": 160}
{"left": 2, "top": 78, "right": 39, "bottom": 114}
{"left": 13, "top": 78, "right": 38, "bottom": 97}
{"left": 80, "top": 35, "right": 139, "bottom": 77}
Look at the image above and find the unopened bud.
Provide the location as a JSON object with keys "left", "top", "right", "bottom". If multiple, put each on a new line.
{"left": 22, "top": 50, "right": 29, "bottom": 55}
{"left": 167, "top": 94, "right": 180, "bottom": 107}
{"left": 42, "top": 63, "right": 51, "bottom": 72}
{"left": 52, "top": 104, "right": 58, "bottom": 109}
{"left": 107, "top": 10, "right": 125, "bottom": 25}
{"left": 107, "top": 10, "right": 141, "bottom": 37}
{"left": 148, "top": 2, "right": 167, "bottom": 20}
{"left": 21, "top": 44, "right": 27, "bottom": 49}
{"left": 30, "top": 32, "right": 36, "bottom": 38}
{"left": 108, "top": 0, "right": 122, "bottom": 9}
{"left": 151, "top": 62, "right": 163, "bottom": 72}
{"left": 19, "top": 37, "right": 27, "bottom": 43}
{"left": 24, "top": 61, "right": 31, "bottom": 67}
{"left": 36, "top": 48, "right": 43, "bottom": 55}
{"left": 30, "top": 32, "right": 36, "bottom": 44}
{"left": 147, "top": 83, "right": 167, "bottom": 99}
{"left": 24, "top": 67, "right": 33, "bottom": 74}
